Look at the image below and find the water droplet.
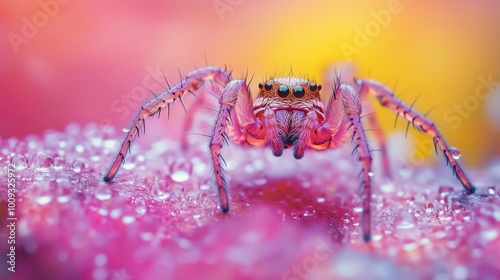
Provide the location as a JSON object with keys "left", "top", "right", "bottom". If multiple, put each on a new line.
{"left": 487, "top": 186, "right": 496, "bottom": 196}
{"left": 481, "top": 228, "right": 499, "bottom": 243}
{"left": 134, "top": 197, "right": 147, "bottom": 215}
{"left": 56, "top": 185, "right": 72, "bottom": 203}
{"left": 199, "top": 184, "right": 210, "bottom": 191}
{"left": 302, "top": 205, "right": 316, "bottom": 217}
{"left": 122, "top": 215, "right": 135, "bottom": 224}
{"left": 413, "top": 209, "right": 422, "bottom": 217}
{"left": 368, "top": 171, "right": 374, "bottom": 177}
{"left": 398, "top": 164, "right": 413, "bottom": 178}
{"left": 32, "top": 152, "right": 53, "bottom": 172}
{"left": 449, "top": 147, "right": 461, "bottom": 160}
{"left": 402, "top": 240, "right": 418, "bottom": 251}
{"left": 110, "top": 208, "right": 122, "bottom": 219}
{"left": 53, "top": 157, "right": 65, "bottom": 170}
{"left": 122, "top": 127, "right": 130, "bottom": 133}
{"left": 95, "top": 253, "right": 107, "bottom": 266}
{"left": 75, "top": 145, "right": 85, "bottom": 153}
{"left": 122, "top": 161, "right": 136, "bottom": 170}
{"left": 151, "top": 180, "right": 170, "bottom": 201}
{"left": 71, "top": 160, "right": 84, "bottom": 173}
{"left": 343, "top": 213, "right": 350, "bottom": 224}
{"left": 453, "top": 265, "right": 468, "bottom": 280}
{"left": 380, "top": 182, "right": 395, "bottom": 193}
{"left": 316, "top": 197, "right": 325, "bottom": 203}
{"left": 34, "top": 184, "right": 53, "bottom": 205}
{"left": 438, "top": 185, "right": 454, "bottom": 197}
{"left": 396, "top": 213, "right": 416, "bottom": 229}
{"left": 170, "top": 160, "right": 192, "bottom": 182}
{"left": 95, "top": 183, "right": 112, "bottom": 200}
{"left": 424, "top": 202, "right": 434, "bottom": 213}
{"left": 10, "top": 154, "right": 29, "bottom": 170}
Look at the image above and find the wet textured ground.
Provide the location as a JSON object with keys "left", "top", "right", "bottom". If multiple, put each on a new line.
{"left": 1, "top": 123, "right": 499, "bottom": 280}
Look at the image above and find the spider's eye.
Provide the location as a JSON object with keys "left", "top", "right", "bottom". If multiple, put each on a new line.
{"left": 264, "top": 83, "right": 273, "bottom": 91}
{"left": 258, "top": 82, "right": 263, "bottom": 89}
{"left": 318, "top": 84, "right": 322, "bottom": 91}
{"left": 278, "top": 85, "right": 289, "bottom": 98}
{"left": 309, "top": 83, "right": 317, "bottom": 92}
{"left": 293, "top": 86, "right": 305, "bottom": 98}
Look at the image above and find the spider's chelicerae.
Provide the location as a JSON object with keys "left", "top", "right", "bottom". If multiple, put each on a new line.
{"left": 103, "top": 66, "right": 476, "bottom": 242}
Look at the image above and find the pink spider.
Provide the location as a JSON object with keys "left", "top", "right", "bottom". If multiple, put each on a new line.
{"left": 103, "top": 66, "right": 476, "bottom": 242}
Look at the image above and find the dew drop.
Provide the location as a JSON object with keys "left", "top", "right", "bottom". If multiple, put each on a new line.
{"left": 95, "top": 253, "right": 108, "bottom": 266}
{"left": 449, "top": 147, "right": 461, "bottom": 160}
{"left": 75, "top": 145, "right": 85, "bottom": 153}
{"left": 316, "top": 197, "right": 325, "bottom": 203}
{"left": 438, "top": 185, "right": 454, "bottom": 197}
{"left": 56, "top": 186, "right": 72, "bottom": 203}
{"left": 402, "top": 240, "right": 418, "bottom": 251}
{"left": 34, "top": 184, "right": 53, "bottom": 205}
{"left": 487, "top": 186, "right": 496, "bottom": 196}
{"left": 398, "top": 164, "right": 413, "bottom": 178}
{"left": 481, "top": 228, "right": 499, "bottom": 243}
{"left": 72, "top": 160, "right": 84, "bottom": 173}
{"left": 170, "top": 160, "right": 192, "bottom": 182}
{"left": 151, "top": 180, "right": 170, "bottom": 201}
{"left": 302, "top": 205, "right": 316, "bottom": 217}
{"left": 424, "top": 202, "right": 434, "bottom": 213}
{"left": 396, "top": 213, "right": 416, "bottom": 229}
{"left": 122, "top": 161, "right": 136, "bottom": 171}
{"left": 122, "top": 127, "right": 131, "bottom": 133}
{"left": 343, "top": 213, "right": 351, "bottom": 224}
{"left": 380, "top": 182, "right": 395, "bottom": 193}
{"left": 95, "top": 183, "right": 112, "bottom": 200}
{"left": 110, "top": 208, "right": 122, "bottom": 219}
{"left": 32, "top": 152, "right": 53, "bottom": 172}
{"left": 10, "top": 154, "right": 29, "bottom": 170}
{"left": 368, "top": 171, "right": 374, "bottom": 177}
{"left": 134, "top": 197, "right": 147, "bottom": 215}
{"left": 53, "top": 157, "right": 65, "bottom": 171}
{"left": 36, "top": 194, "right": 53, "bottom": 205}
{"left": 413, "top": 209, "right": 422, "bottom": 217}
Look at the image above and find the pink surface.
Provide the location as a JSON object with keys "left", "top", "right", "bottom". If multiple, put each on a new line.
{"left": 1, "top": 122, "right": 499, "bottom": 279}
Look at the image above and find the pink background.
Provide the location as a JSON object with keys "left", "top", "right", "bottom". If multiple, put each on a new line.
{"left": 1, "top": 0, "right": 500, "bottom": 164}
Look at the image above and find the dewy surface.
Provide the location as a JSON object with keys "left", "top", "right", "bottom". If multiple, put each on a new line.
{"left": 0, "top": 122, "right": 499, "bottom": 280}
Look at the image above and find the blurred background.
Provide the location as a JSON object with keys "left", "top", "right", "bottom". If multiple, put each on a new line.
{"left": 1, "top": 0, "right": 499, "bottom": 166}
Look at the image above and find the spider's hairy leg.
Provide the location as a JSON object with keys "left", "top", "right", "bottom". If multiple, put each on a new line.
{"left": 325, "top": 83, "right": 373, "bottom": 242}
{"left": 356, "top": 79, "right": 476, "bottom": 193}
{"left": 359, "top": 102, "right": 391, "bottom": 178}
{"left": 338, "top": 84, "right": 374, "bottom": 242}
{"left": 103, "top": 66, "right": 232, "bottom": 183}
{"left": 209, "top": 79, "right": 252, "bottom": 213}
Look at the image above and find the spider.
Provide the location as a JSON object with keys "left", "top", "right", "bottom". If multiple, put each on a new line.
{"left": 103, "top": 66, "right": 476, "bottom": 242}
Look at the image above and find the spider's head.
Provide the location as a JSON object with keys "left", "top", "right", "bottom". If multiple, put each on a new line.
{"left": 257, "top": 78, "right": 322, "bottom": 102}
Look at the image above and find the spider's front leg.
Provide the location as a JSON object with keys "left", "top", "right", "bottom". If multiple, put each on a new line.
{"left": 208, "top": 79, "right": 253, "bottom": 212}
{"left": 355, "top": 79, "right": 476, "bottom": 193}
{"left": 309, "top": 82, "right": 374, "bottom": 241}
{"left": 103, "top": 66, "right": 232, "bottom": 182}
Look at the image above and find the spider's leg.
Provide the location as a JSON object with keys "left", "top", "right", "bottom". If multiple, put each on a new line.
{"left": 356, "top": 79, "right": 476, "bottom": 193}
{"left": 336, "top": 84, "right": 374, "bottom": 242}
{"left": 208, "top": 79, "right": 252, "bottom": 212}
{"left": 179, "top": 76, "right": 228, "bottom": 150}
{"left": 359, "top": 101, "right": 391, "bottom": 178}
{"left": 103, "top": 66, "right": 231, "bottom": 182}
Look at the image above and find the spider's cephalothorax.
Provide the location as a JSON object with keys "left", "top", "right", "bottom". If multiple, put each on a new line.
{"left": 103, "top": 66, "right": 476, "bottom": 242}
{"left": 246, "top": 78, "right": 329, "bottom": 158}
